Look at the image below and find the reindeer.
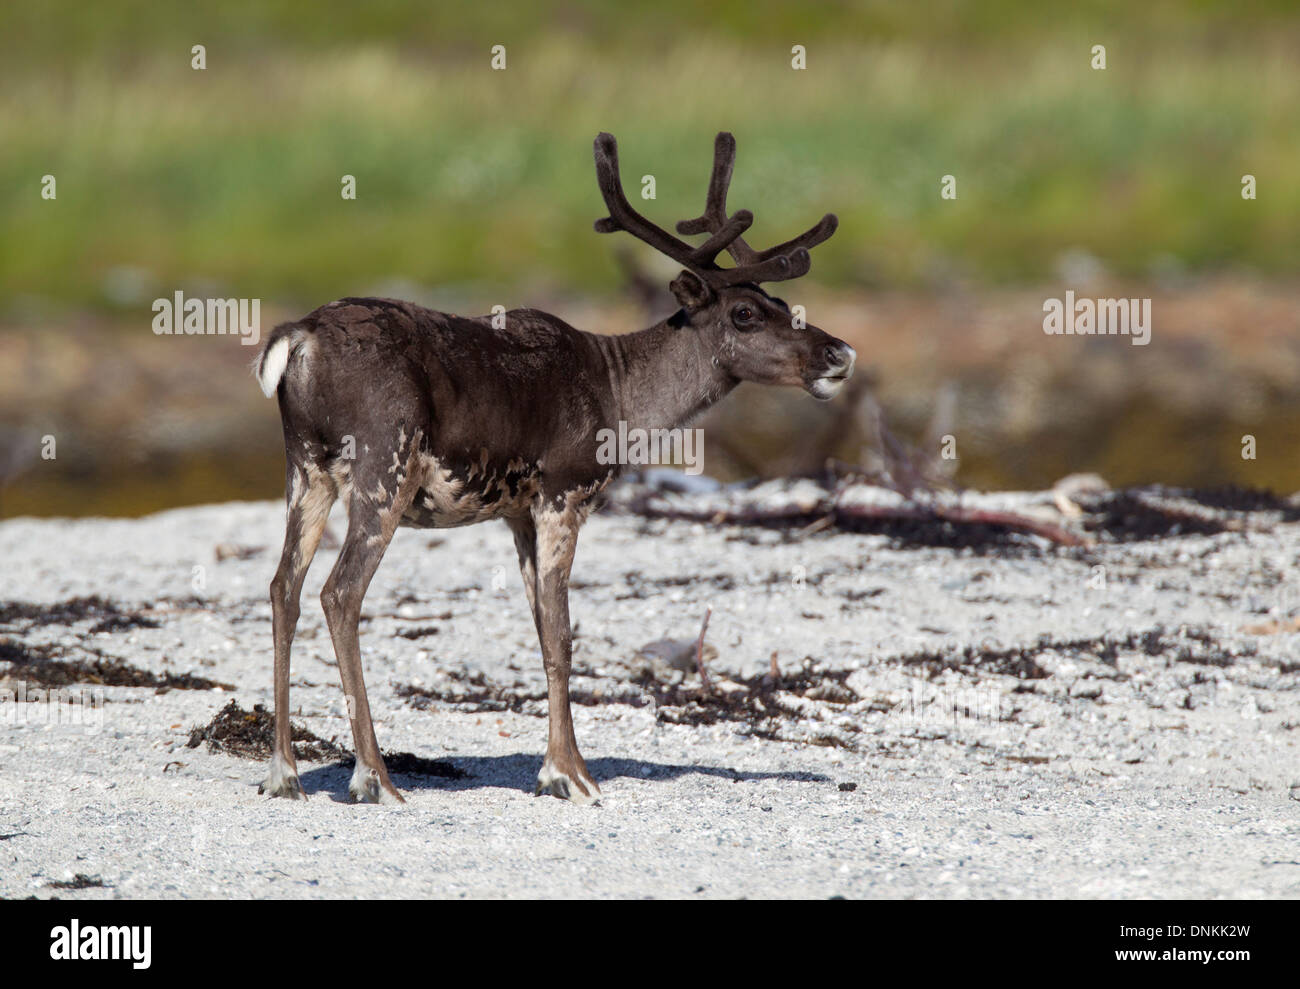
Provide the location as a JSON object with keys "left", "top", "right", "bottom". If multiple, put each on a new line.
{"left": 254, "top": 132, "right": 855, "bottom": 805}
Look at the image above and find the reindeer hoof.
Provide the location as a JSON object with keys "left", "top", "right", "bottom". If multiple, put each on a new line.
{"left": 259, "top": 776, "right": 307, "bottom": 800}
{"left": 536, "top": 759, "right": 601, "bottom": 806}
{"left": 259, "top": 754, "right": 308, "bottom": 800}
{"left": 348, "top": 764, "right": 405, "bottom": 805}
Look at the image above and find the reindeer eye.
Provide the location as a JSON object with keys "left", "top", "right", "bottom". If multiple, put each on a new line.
{"left": 731, "top": 305, "right": 756, "bottom": 328}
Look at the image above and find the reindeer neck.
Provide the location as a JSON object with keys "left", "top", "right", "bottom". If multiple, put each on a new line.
{"left": 596, "top": 313, "right": 736, "bottom": 432}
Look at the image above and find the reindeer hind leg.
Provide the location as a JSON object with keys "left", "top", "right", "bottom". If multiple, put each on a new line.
{"left": 262, "top": 461, "right": 336, "bottom": 799}
{"left": 320, "top": 463, "right": 421, "bottom": 805}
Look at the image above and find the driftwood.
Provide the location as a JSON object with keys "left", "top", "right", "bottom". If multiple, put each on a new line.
{"left": 609, "top": 472, "right": 1297, "bottom": 548}
{"left": 614, "top": 478, "right": 1086, "bottom": 547}
{"left": 833, "top": 497, "right": 1087, "bottom": 547}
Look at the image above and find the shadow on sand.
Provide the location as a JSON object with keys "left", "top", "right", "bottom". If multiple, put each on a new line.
{"left": 296, "top": 753, "right": 831, "bottom": 803}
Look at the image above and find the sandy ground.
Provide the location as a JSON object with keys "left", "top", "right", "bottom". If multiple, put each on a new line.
{"left": 1, "top": 494, "right": 1298, "bottom": 899}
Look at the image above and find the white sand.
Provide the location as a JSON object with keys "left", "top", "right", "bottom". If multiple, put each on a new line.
{"left": 1, "top": 498, "right": 1297, "bottom": 898}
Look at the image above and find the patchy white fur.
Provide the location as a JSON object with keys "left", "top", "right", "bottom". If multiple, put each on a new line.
{"left": 297, "top": 465, "right": 337, "bottom": 541}
{"left": 537, "top": 757, "right": 601, "bottom": 805}
{"left": 259, "top": 750, "right": 306, "bottom": 800}
{"left": 808, "top": 345, "right": 856, "bottom": 400}
{"left": 536, "top": 504, "right": 577, "bottom": 576}
{"left": 349, "top": 762, "right": 403, "bottom": 805}
{"left": 326, "top": 459, "right": 355, "bottom": 510}
{"left": 403, "top": 451, "right": 543, "bottom": 529}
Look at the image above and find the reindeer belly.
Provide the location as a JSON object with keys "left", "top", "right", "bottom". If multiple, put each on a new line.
{"left": 400, "top": 453, "right": 542, "bottom": 529}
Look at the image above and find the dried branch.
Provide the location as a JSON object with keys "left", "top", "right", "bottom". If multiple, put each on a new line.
{"left": 693, "top": 605, "right": 714, "bottom": 692}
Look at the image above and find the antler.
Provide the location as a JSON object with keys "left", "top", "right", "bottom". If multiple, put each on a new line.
{"left": 677, "top": 132, "right": 838, "bottom": 269}
{"left": 593, "top": 132, "right": 835, "bottom": 286}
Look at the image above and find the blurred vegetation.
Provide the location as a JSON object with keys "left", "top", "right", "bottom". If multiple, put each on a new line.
{"left": 3, "top": 1, "right": 1300, "bottom": 516}
{"left": 2, "top": 0, "right": 1299, "bottom": 314}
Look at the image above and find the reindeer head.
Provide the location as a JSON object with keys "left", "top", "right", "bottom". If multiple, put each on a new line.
{"left": 593, "top": 132, "right": 856, "bottom": 400}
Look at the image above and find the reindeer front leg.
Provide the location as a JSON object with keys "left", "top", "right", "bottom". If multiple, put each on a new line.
{"left": 529, "top": 502, "right": 600, "bottom": 805}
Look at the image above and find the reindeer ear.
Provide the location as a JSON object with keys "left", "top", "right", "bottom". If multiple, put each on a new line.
{"left": 669, "top": 270, "right": 715, "bottom": 313}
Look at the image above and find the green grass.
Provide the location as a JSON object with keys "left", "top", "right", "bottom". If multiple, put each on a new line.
{"left": 2, "top": 2, "right": 1299, "bottom": 313}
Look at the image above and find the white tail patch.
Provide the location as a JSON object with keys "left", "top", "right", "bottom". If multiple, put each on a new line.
{"left": 256, "top": 336, "right": 292, "bottom": 397}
